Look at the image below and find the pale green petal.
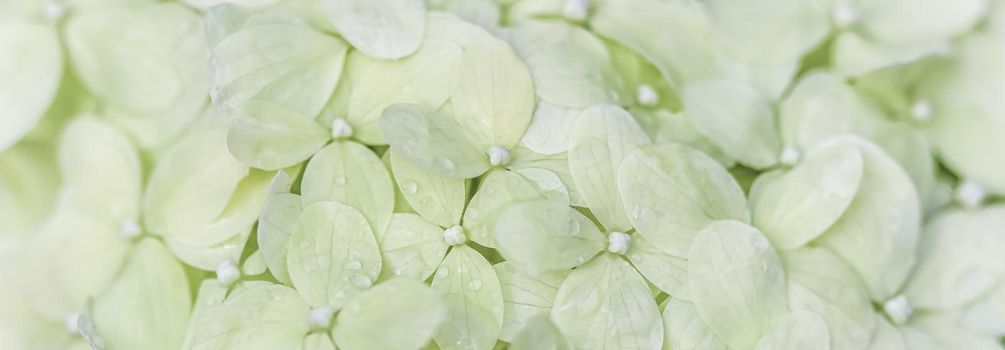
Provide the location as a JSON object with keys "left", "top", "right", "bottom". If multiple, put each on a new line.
{"left": 857, "top": 0, "right": 986, "bottom": 45}
{"left": 831, "top": 32, "right": 950, "bottom": 77}
{"left": 333, "top": 279, "right": 446, "bottom": 350}
{"left": 301, "top": 141, "right": 394, "bottom": 236}
{"left": 0, "top": 141, "right": 59, "bottom": 239}
{"left": 905, "top": 206, "right": 1005, "bottom": 310}
{"left": 512, "top": 168, "right": 571, "bottom": 205}
{"left": 865, "top": 317, "right": 904, "bottom": 350}
{"left": 302, "top": 333, "right": 336, "bottom": 350}
{"left": 430, "top": 0, "right": 499, "bottom": 29}
{"left": 779, "top": 71, "right": 886, "bottom": 151}
{"left": 191, "top": 284, "right": 310, "bottom": 350}
{"left": 493, "top": 199, "right": 606, "bottom": 275}
{"left": 450, "top": 33, "right": 535, "bottom": 149}
{"left": 749, "top": 139, "right": 864, "bottom": 249}
{"left": 288, "top": 202, "right": 382, "bottom": 309}
{"left": 816, "top": 136, "right": 920, "bottom": 300}
{"left": 782, "top": 247, "right": 874, "bottom": 350}
{"left": 754, "top": 311, "right": 830, "bottom": 350}
{"left": 551, "top": 254, "right": 663, "bottom": 350}
{"left": 0, "top": 18, "right": 62, "bottom": 151}
{"left": 320, "top": 0, "right": 425, "bottom": 59}
{"left": 227, "top": 100, "right": 331, "bottom": 170}
{"left": 507, "top": 149, "right": 586, "bottom": 207}
{"left": 183, "top": 0, "right": 280, "bottom": 9}
{"left": 378, "top": 213, "right": 449, "bottom": 282}
{"left": 873, "top": 124, "right": 950, "bottom": 213}
{"left": 902, "top": 313, "right": 1003, "bottom": 350}
{"left": 464, "top": 170, "right": 549, "bottom": 248}
{"left": 631, "top": 109, "right": 734, "bottom": 166}
{"left": 705, "top": 0, "right": 827, "bottom": 64}
{"left": 257, "top": 192, "right": 303, "bottom": 284}
{"left": 493, "top": 262, "right": 569, "bottom": 341}
{"left": 207, "top": 4, "right": 348, "bottom": 120}
{"left": 381, "top": 103, "right": 489, "bottom": 178}
{"left": 390, "top": 150, "right": 465, "bottom": 228}
{"left": 58, "top": 118, "right": 141, "bottom": 223}
{"left": 144, "top": 128, "right": 249, "bottom": 237}
{"left": 568, "top": 104, "right": 650, "bottom": 231}
{"left": 681, "top": 79, "right": 780, "bottom": 169}
{"left": 688, "top": 220, "right": 788, "bottom": 349}
{"left": 923, "top": 34, "right": 1005, "bottom": 194}
{"left": 88, "top": 239, "right": 190, "bottom": 350}
{"left": 181, "top": 280, "right": 229, "bottom": 350}
{"left": 65, "top": 3, "right": 203, "bottom": 113}
{"left": 345, "top": 35, "right": 462, "bottom": 144}
{"left": 618, "top": 143, "right": 749, "bottom": 258}
{"left": 519, "top": 102, "right": 583, "bottom": 155}
{"left": 431, "top": 245, "right": 504, "bottom": 350}
{"left": 509, "top": 313, "right": 570, "bottom": 350}
{"left": 662, "top": 298, "right": 728, "bottom": 350}
{"left": 506, "top": 20, "right": 620, "bottom": 108}
{"left": 627, "top": 234, "right": 691, "bottom": 300}
{"left": 590, "top": 0, "right": 720, "bottom": 89}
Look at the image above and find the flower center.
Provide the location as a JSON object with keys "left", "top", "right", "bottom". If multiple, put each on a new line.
{"left": 910, "top": 100, "right": 932, "bottom": 122}
{"left": 607, "top": 231, "right": 631, "bottom": 255}
{"left": 331, "top": 118, "right": 353, "bottom": 140}
{"left": 118, "top": 218, "right": 142, "bottom": 240}
{"left": 215, "top": 260, "right": 240, "bottom": 286}
{"left": 832, "top": 4, "right": 858, "bottom": 27}
{"left": 443, "top": 225, "right": 467, "bottom": 246}
{"left": 65, "top": 313, "right": 80, "bottom": 335}
{"left": 488, "top": 146, "right": 510, "bottom": 167}
{"left": 882, "top": 295, "right": 913, "bottom": 325}
{"left": 778, "top": 146, "right": 801, "bottom": 167}
{"left": 636, "top": 85, "right": 659, "bottom": 106}
{"left": 308, "top": 306, "right": 334, "bottom": 330}
{"left": 955, "top": 179, "right": 986, "bottom": 209}
{"left": 562, "top": 0, "right": 589, "bottom": 21}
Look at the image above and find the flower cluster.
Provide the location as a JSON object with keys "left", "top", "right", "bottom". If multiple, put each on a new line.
{"left": 1, "top": 0, "right": 1004, "bottom": 349}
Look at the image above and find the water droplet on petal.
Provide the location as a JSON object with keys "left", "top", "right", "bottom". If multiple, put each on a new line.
{"left": 467, "top": 279, "right": 482, "bottom": 290}
{"left": 401, "top": 180, "right": 418, "bottom": 195}
{"left": 351, "top": 275, "right": 372, "bottom": 289}
{"left": 437, "top": 158, "right": 455, "bottom": 171}
{"left": 436, "top": 267, "right": 450, "bottom": 279}
{"left": 345, "top": 260, "right": 362, "bottom": 271}
{"left": 334, "top": 176, "right": 347, "bottom": 186}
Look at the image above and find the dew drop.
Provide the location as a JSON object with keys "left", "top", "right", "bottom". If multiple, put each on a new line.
{"left": 345, "top": 260, "right": 362, "bottom": 271}
{"left": 467, "top": 279, "right": 482, "bottom": 290}
{"left": 568, "top": 219, "right": 581, "bottom": 234}
{"left": 334, "top": 176, "right": 347, "bottom": 186}
{"left": 437, "top": 158, "right": 455, "bottom": 171}
{"left": 401, "top": 180, "right": 418, "bottom": 195}
{"left": 436, "top": 267, "right": 450, "bottom": 279}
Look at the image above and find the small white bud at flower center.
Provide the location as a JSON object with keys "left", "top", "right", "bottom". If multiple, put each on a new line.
{"left": 779, "top": 147, "right": 801, "bottom": 166}
{"left": 215, "top": 260, "right": 240, "bottom": 286}
{"left": 331, "top": 118, "right": 353, "bottom": 139}
{"left": 833, "top": 5, "right": 858, "bottom": 27}
{"left": 955, "top": 179, "right": 986, "bottom": 209}
{"left": 607, "top": 232, "right": 631, "bottom": 255}
{"left": 488, "top": 146, "right": 511, "bottom": 167}
{"left": 65, "top": 313, "right": 80, "bottom": 335}
{"left": 910, "top": 100, "right": 932, "bottom": 121}
{"left": 118, "top": 218, "right": 142, "bottom": 240}
{"left": 44, "top": 0, "right": 65, "bottom": 21}
{"left": 883, "top": 295, "right": 912, "bottom": 325}
{"left": 562, "top": 0, "right": 589, "bottom": 21}
{"left": 308, "top": 306, "right": 334, "bottom": 330}
{"left": 636, "top": 85, "right": 659, "bottom": 106}
{"left": 444, "top": 225, "right": 467, "bottom": 246}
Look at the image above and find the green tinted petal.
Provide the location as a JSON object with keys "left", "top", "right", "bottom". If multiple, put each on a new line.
{"left": 519, "top": 101, "right": 582, "bottom": 155}
{"left": 464, "top": 170, "right": 549, "bottom": 247}
{"left": 257, "top": 192, "right": 303, "bottom": 284}
{"left": 782, "top": 247, "right": 874, "bottom": 350}
{"left": 681, "top": 79, "right": 780, "bottom": 169}
{"left": 390, "top": 150, "right": 465, "bottom": 228}
{"left": 378, "top": 213, "right": 448, "bottom": 282}
{"left": 431, "top": 245, "right": 504, "bottom": 350}
{"left": 688, "top": 220, "right": 787, "bottom": 349}
{"left": 865, "top": 317, "right": 905, "bottom": 350}
{"left": 627, "top": 234, "right": 691, "bottom": 300}
{"left": 181, "top": 280, "right": 229, "bottom": 350}
{"left": 345, "top": 35, "right": 462, "bottom": 144}
{"left": 207, "top": 5, "right": 347, "bottom": 120}
{"left": 905, "top": 206, "right": 1005, "bottom": 310}
{"left": 816, "top": 137, "right": 920, "bottom": 300}
{"left": 191, "top": 284, "right": 310, "bottom": 350}
{"left": 568, "top": 104, "right": 650, "bottom": 231}
{"left": 662, "top": 298, "right": 728, "bottom": 350}
{"left": 858, "top": 0, "right": 985, "bottom": 45}
{"left": 333, "top": 279, "right": 446, "bottom": 350}
{"left": 320, "top": 0, "right": 425, "bottom": 59}
{"left": 754, "top": 311, "right": 830, "bottom": 350}
{"left": 749, "top": 139, "right": 864, "bottom": 249}
{"left": 58, "top": 118, "right": 141, "bottom": 222}
{"left": 381, "top": 103, "right": 489, "bottom": 178}
{"left": 65, "top": 4, "right": 203, "bottom": 113}
{"left": 507, "top": 149, "right": 586, "bottom": 207}
{"left": 227, "top": 100, "right": 331, "bottom": 170}
{"left": 902, "top": 313, "right": 1002, "bottom": 350}
{"left": 429, "top": 0, "right": 499, "bottom": 28}
{"left": 450, "top": 33, "right": 535, "bottom": 149}
{"left": 551, "top": 254, "right": 663, "bottom": 350}
{"left": 494, "top": 262, "right": 569, "bottom": 341}
{"left": 779, "top": 72, "right": 886, "bottom": 151}
{"left": 831, "top": 32, "right": 949, "bottom": 77}
{"left": 89, "top": 239, "right": 190, "bottom": 350}
{"left": 618, "top": 143, "right": 749, "bottom": 258}
{"left": 0, "top": 19, "right": 61, "bottom": 151}
{"left": 301, "top": 141, "right": 394, "bottom": 236}
{"left": 302, "top": 333, "right": 336, "bottom": 350}
{"left": 705, "top": 0, "right": 827, "bottom": 64}
{"left": 144, "top": 128, "right": 249, "bottom": 237}
{"left": 631, "top": 109, "right": 734, "bottom": 166}
{"left": 493, "top": 199, "right": 606, "bottom": 275}
{"left": 509, "top": 313, "right": 570, "bottom": 350}
{"left": 288, "top": 202, "right": 382, "bottom": 309}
